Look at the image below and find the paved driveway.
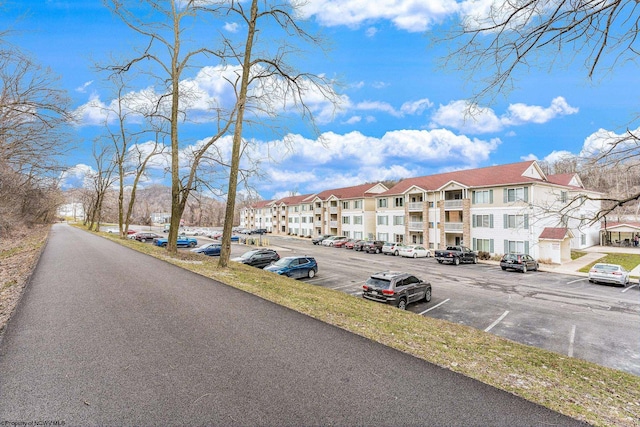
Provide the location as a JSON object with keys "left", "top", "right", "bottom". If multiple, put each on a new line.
{"left": 0, "top": 224, "right": 585, "bottom": 426}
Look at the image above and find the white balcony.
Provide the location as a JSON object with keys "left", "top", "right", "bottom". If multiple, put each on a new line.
{"left": 329, "top": 207, "right": 338, "bottom": 214}
{"left": 444, "top": 200, "right": 463, "bottom": 210}
{"left": 444, "top": 222, "right": 463, "bottom": 232}
{"left": 409, "top": 221, "right": 424, "bottom": 230}
{"left": 314, "top": 221, "right": 322, "bottom": 227}
{"left": 314, "top": 208, "right": 322, "bottom": 214}
{"left": 408, "top": 202, "right": 424, "bottom": 211}
{"left": 329, "top": 221, "right": 338, "bottom": 228}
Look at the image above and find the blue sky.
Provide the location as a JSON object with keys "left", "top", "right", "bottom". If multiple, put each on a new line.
{"left": 4, "top": 0, "right": 638, "bottom": 200}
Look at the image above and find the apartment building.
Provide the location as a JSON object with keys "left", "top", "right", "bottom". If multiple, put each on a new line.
{"left": 239, "top": 199, "right": 273, "bottom": 231}
{"left": 373, "top": 161, "right": 601, "bottom": 261}
{"left": 240, "top": 161, "right": 601, "bottom": 262}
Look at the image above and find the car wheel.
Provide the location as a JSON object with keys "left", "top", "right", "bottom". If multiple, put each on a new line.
{"left": 473, "top": 257, "right": 478, "bottom": 264}
{"left": 413, "top": 253, "right": 417, "bottom": 258}
{"left": 522, "top": 265, "right": 527, "bottom": 273}
{"left": 501, "top": 266, "right": 507, "bottom": 271}
{"left": 424, "top": 288, "right": 432, "bottom": 302}
{"left": 189, "top": 241, "right": 196, "bottom": 248}
{"left": 161, "top": 242, "right": 167, "bottom": 247}
{"left": 397, "top": 298, "right": 407, "bottom": 310}
{"left": 375, "top": 248, "right": 381, "bottom": 254}
{"left": 437, "top": 260, "right": 443, "bottom": 264}
{"left": 308, "top": 269, "right": 315, "bottom": 279}
{"left": 394, "top": 250, "right": 399, "bottom": 256}
{"left": 141, "top": 238, "right": 146, "bottom": 243}
{"left": 454, "top": 257, "right": 460, "bottom": 266}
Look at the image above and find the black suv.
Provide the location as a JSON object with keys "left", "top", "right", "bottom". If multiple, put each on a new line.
{"left": 363, "top": 240, "right": 385, "bottom": 254}
{"left": 362, "top": 271, "right": 431, "bottom": 310}
{"left": 231, "top": 249, "right": 280, "bottom": 269}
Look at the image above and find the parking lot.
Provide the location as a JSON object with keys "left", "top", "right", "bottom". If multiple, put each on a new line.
{"left": 147, "top": 228, "right": 639, "bottom": 376}
{"left": 214, "top": 234, "right": 640, "bottom": 376}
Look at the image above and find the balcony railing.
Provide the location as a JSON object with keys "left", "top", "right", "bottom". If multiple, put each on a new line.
{"left": 329, "top": 221, "right": 338, "bottom": 228}
{"left": 444, "top": 222, "right": 463, "bottom": 232}
{"left": 314, "top": 208, "right": 322, "bottom": 214}
{"left": 329, "top": 207, "right": 338, "bottom": 214}
{"left": 314, "top": 221, "right": 322, "bottom": 227}
{"left": 408, "top": 221, "right": 424, "bottom": 230}
{"left": 444, "top": 200, "right": 463, "bottom": 210}
{"left": 408, "top": 202, "right": 424, "bottom": 211}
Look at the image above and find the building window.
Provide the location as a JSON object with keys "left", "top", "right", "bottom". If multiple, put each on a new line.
{"left": 472, "top": 214, "right": 493, "bottom": 228}
{"left": 354, "top": 216, "right": 363, "bottom": 225}
{"left": 342, "top": 216, "right": 350, "bottom": 224}
{"left": 354, "top": 231, "right": 363, "bottom": 239}
{"left": 394, "top": 197, "right": 404, "bottom": 207}
{"left": 504, "top": 240, "right": 528, "bottom": 254}
{"left": 428, "top": 201, "right": 434, "bottom": 208}
{"left": 354, "top": 200, "right": 362, "bottom": 209}
{"left": 378, "top": 198, "right": 388, "bottom": 208}
{"left": 581, "top": 233, "right": 586, "bottom": 245}
{"left": 377, "top": 216, "right": 389, "bottom": 225}
{"left": 504, "top": 187, "right": 528, "bottom": 203}
{"left": 504, "top": 214, "right": 528, "bottom": 229}
{"left": 343, "top": 231, "right": 350, "bottom": 238}
{"left": 393, "top": 215, "right": 405, "bottom": 226}
{"left": 473, "top": 238, "right": 493, "bottom": 252}
{"left": 473, "top": 190, "right": 493, "bottom": 204}
{"left": 561, "top": 191, "right": 568, "bottom": 203}
{"left": 343, "top": 201, "right": 350, "bottom": 209}
{"left": 378, "top": 233, "right": 389, "bottom": 241}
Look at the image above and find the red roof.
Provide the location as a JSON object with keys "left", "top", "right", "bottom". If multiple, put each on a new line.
{"left": 272, "top": 194, "right": 315, "bottom": 205}
{"left": 539, "top": 227, "right": 569, "bottom": 240}
{"left": 381, "top": 160, "right": 580, "bottom": 196}
{"left": 312, "top": 182, "right": 387, "bottom": 201}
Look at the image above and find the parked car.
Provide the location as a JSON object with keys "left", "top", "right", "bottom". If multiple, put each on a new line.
{"left": 231, "top": 249, "right": 280, "bottom": 268}
{"left": 153, "top": 236, "right": 198, "bottom": 248}
{"left": 500, "top": 253, "right": 539, "bottom": 273}
{"left": 322, "top": 236, "right": 347, "bottom": 247}
{"left": 352, "top": 240, "right": 368, "bottom": 251}
{"left": 190, "top": 242, "right": 222, "bottom": 256}
{"left": 362, "top": 271, "right": 431, "bottom": 310}
{"left": 312, "top": 234, "right": 333, "bottom": 245}
{"left": 363, "top": 240, "right": 385, "bottom": 254}
{"left": 398, "top": 245, "right": 432, "bottom": 258}
{"left": 248, "top": 228, "right": 268, "bottom": 235}
{"left": 434, "top": 246, "right": 478, "bottom": 265}
{"left": 333, "top": 238, "right": 355, "bottom": 248}
{"left": 133, "top": 232, "right": 163, "bottom": 243}
{"left": 382, "top": 242, "right": 407, "bottom": 256}
{"left": 264, "top": 256, "right": 318, "bottom": 279}
{"left": 344, "top": 239, "right": 362, "bottom": 249}
{"left": 588, "top": 263, "right": 630, "bottom": 286}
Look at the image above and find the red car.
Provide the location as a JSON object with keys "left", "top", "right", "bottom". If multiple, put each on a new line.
{"left": 344, "top": 239, "right": 362, "bottom": 249}
{"left": 333, "top": 238, "right": 353, "bottom": 248}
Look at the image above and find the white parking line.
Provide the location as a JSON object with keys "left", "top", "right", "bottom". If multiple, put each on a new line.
{"left": 484, "top": 310, "right": 509, "bottom": 332}
{"left": 567, "top": 278, "right": 586, "bottom": 285}
{"left": 419, "top": 298, "right": 450, "bottom": 315}
{"left": 330, "top": 283, "right": 362, "bottom": 291}
{"left": 622, "top": 284, "right": 639, "bottom": 293}
{"left": 568, "top": 325, "right": 577, "bottom": 357}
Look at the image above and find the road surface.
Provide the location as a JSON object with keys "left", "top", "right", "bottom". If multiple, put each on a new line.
{"left": 0, "top": 224, "right": 586, "bottom": 426}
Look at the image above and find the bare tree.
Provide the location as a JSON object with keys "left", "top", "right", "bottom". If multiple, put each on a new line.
{"left": 443, "top": 0, "right": 640, "bottom": 221}
{"left": 86, "top": 139, "right": 117, "bottom": 231}
{"left": 104, "top": 0, "right": 239, "bottom": 254}
{"left": 216, "top": 0, "right": 339, "bottom": 267}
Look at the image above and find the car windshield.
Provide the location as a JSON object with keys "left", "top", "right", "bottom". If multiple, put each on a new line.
{"left": 365, "top": 277, "right": 392, "bottom": 290}
{"left": 593, "top": 264, "right": 619, "bottom": 272}
{"left": 272, "top": 258, "right": 292, "bottom": 267}
{"left": 239, "top": 250, "right": 260, "bottom": 260}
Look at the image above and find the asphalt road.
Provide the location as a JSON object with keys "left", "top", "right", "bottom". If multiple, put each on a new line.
{"left": 0, "top": 224, "right": 587, "bottom": 426}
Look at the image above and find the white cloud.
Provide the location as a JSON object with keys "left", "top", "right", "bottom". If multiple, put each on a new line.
{"left": 299, "top": 0, "right": 460, "bottom": 32}
{"left": 365, "top": 26, "right": 378, "bottom": 37}
{"left": 580, "top": 127, "right": 640, "bottom": 157}
{"left": 60, "top": 164, "right": 95, "bottom": 189}
{"left": 401, "top": 98, "right": 433, "bottom": 115}
{"left": 430, "top": 97, "right": 579, "bottom": 134}
{"left": 76, "top": 81, "right": 93, "bottom": 93}
{"left": 224, "top": 22, "right": 239, "bottom": 32}
{"left": 343, "top": 115, "right": 362, "bottom": 124}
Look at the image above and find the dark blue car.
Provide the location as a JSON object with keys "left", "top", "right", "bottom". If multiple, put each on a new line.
{"left": 190, "top": 242, "right": 222, "bottom": 256}
{"left": 264, "top": 256, "right": 318, "bottom": 279}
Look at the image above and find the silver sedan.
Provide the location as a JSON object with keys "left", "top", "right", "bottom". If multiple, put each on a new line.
{"left": 588, "top": 263, "right": 630, "bottom": 286}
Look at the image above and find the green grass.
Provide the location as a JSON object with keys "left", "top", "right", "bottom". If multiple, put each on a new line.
{"left": 579, "top": 252, "right": 640, "bottom": 274}
{"left": 89, "top": 227, "right": 640, "bottom": 426}
{"left": 571, "top": 250, "right": 587, "bottom": 260}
